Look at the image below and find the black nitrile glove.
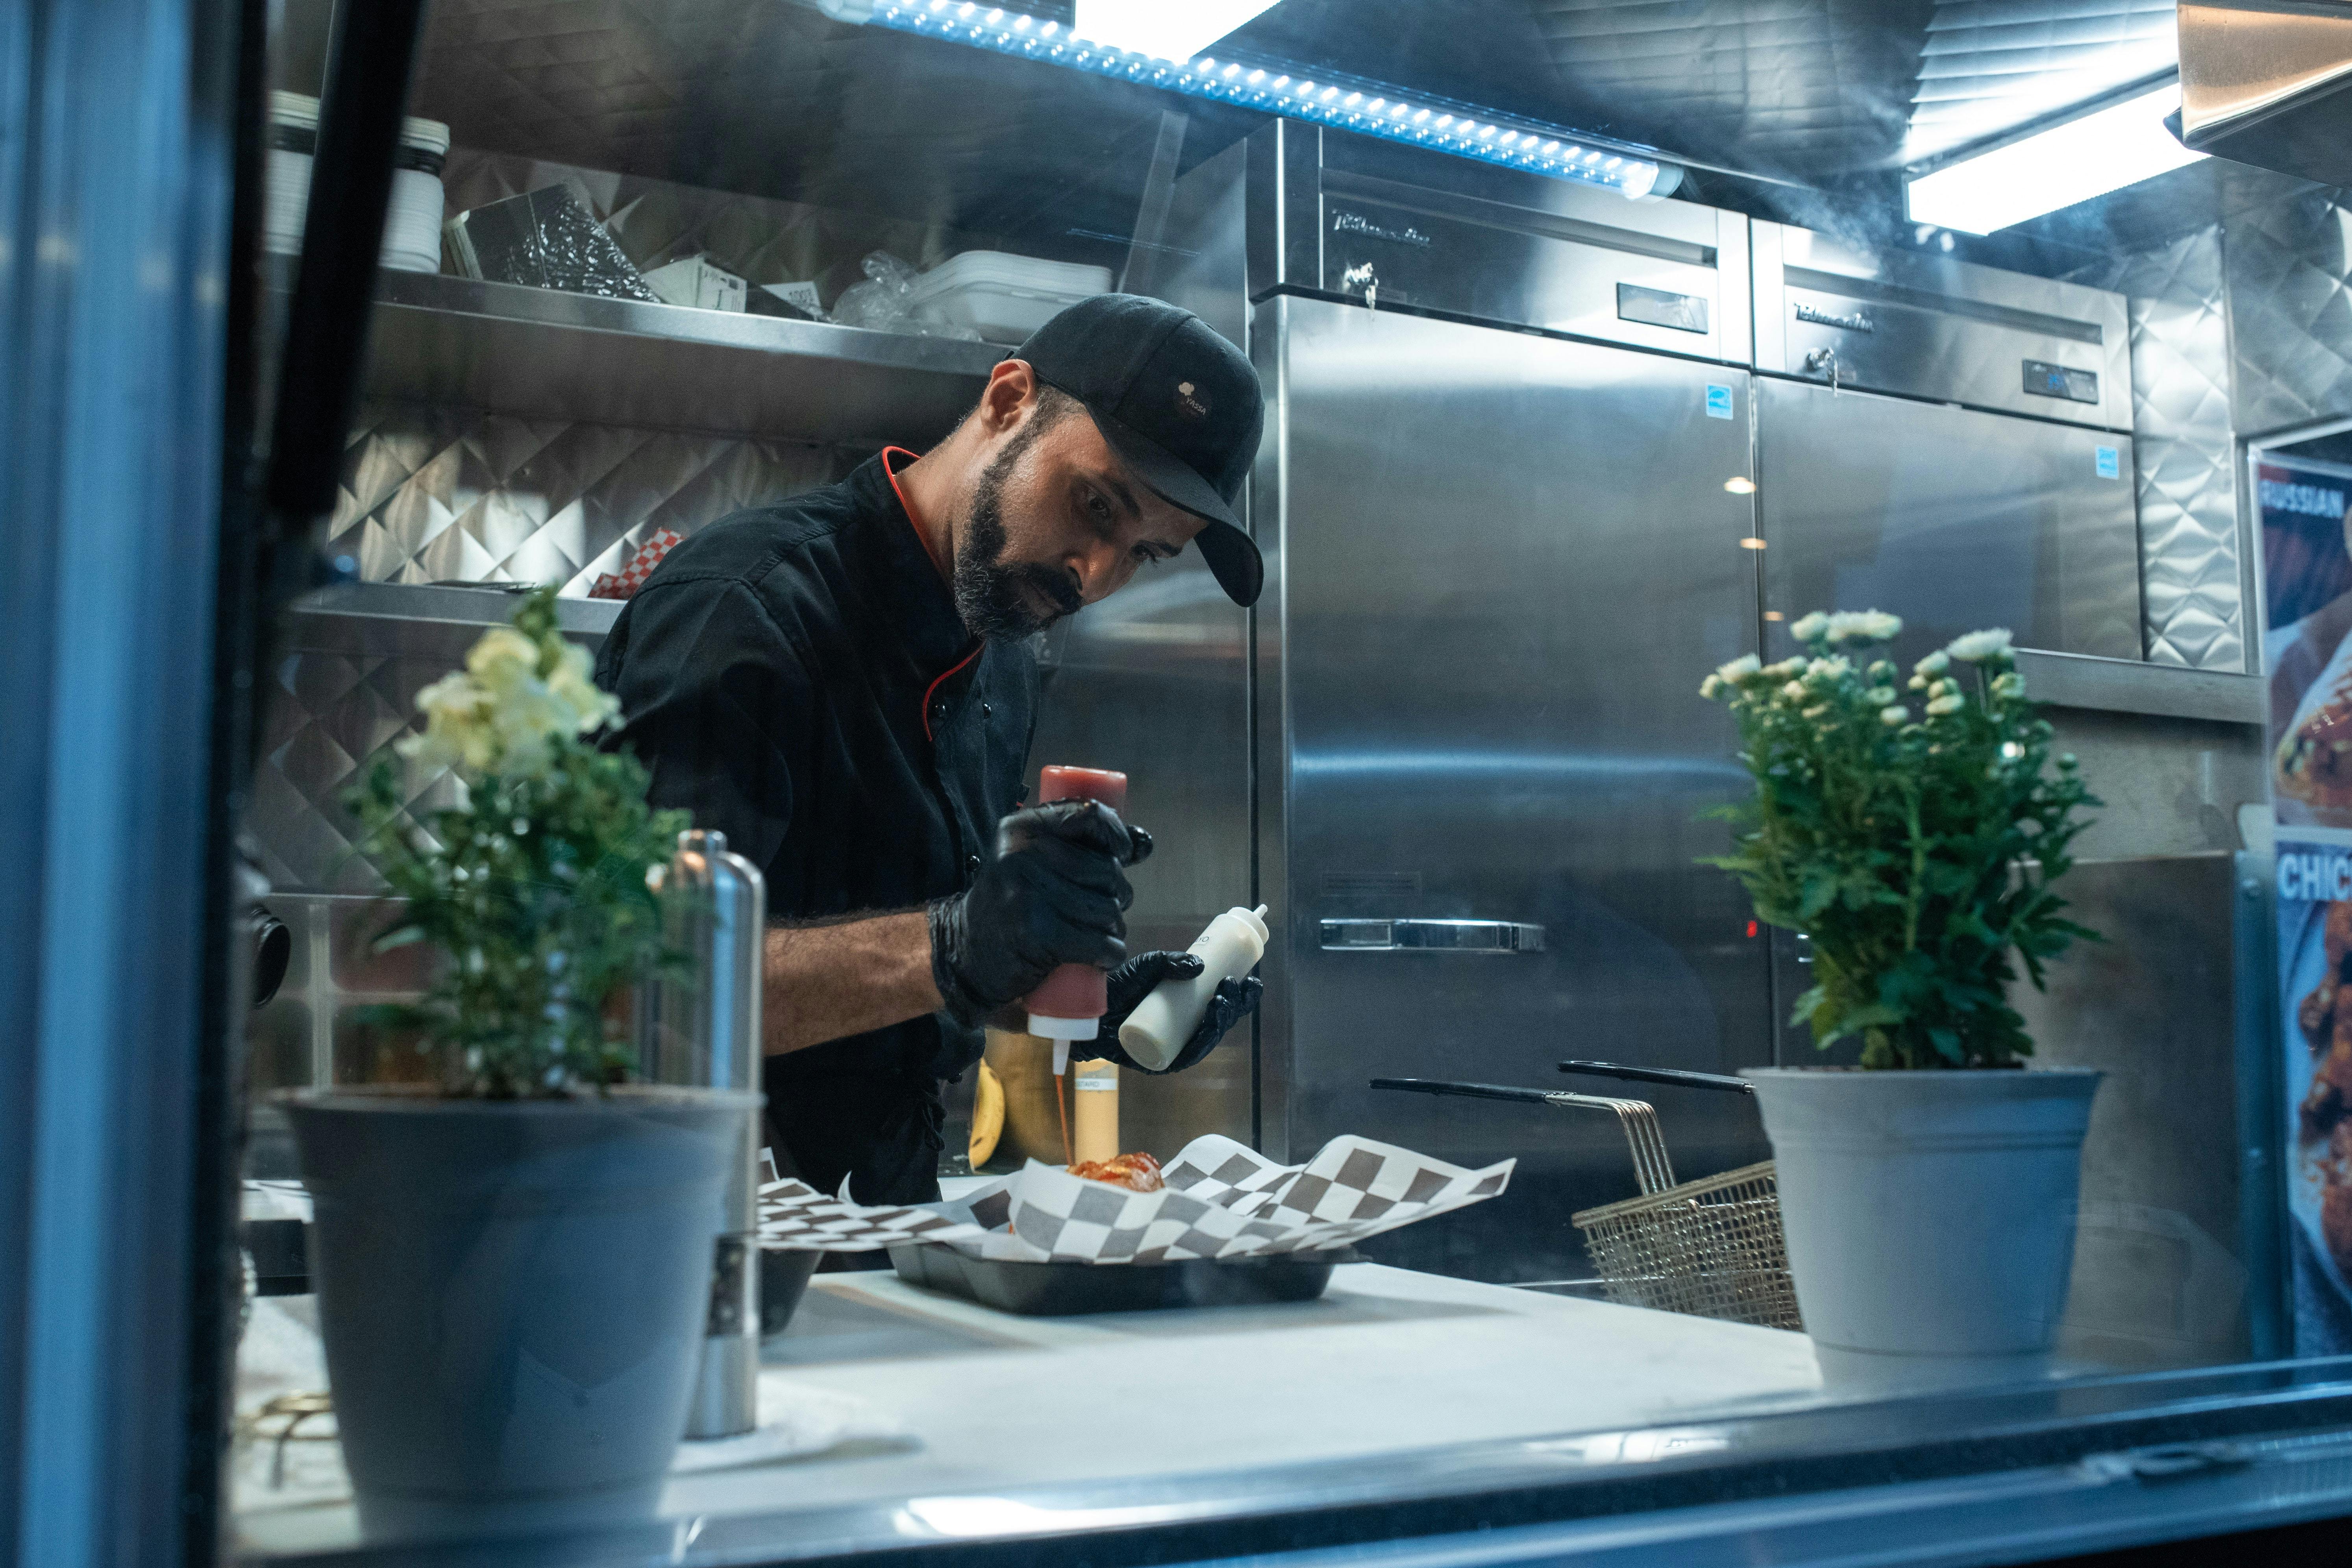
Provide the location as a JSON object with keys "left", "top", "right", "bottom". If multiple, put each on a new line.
{"left": 1077, "top": 951, "right": 1263, "bottom": 1074}
{"left": 928, "top": 800, "right": 1154, "bottom": 1028}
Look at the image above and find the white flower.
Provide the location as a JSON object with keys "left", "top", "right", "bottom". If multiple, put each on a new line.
{"left": 1700, "top": 674, "right": 1723, "bottom": 699}
{"left": 1714, "top": 653, "right": 1762, "bottom": 684}
{"left": 396, "top": 723, "right": 464, "bottom": 773}
{"left": 547, "top": 640, "right": 620, "bottom": 732}
{"left": 1804, "top": 656, "right": 1851, "bottom": 683}
{"left": 1879, "top": 706, "right": 1907, "bottom": 727}
{"left": 1926, "top": 694, "right": 1965, "bottom": 717}
{"left": 491, "top": 680, "right": 573, "bottom": 773}
{"left": 1990, "top": 671, "right": 2025, "bottom": 699}
{"left": 398, "top": 671, "right": 494, "bottom": 772}
{"left": 1914, "top": 651, "right": 1949, "bottom": 676}
{"left": 1801, "top": 703, "right": 1830, "bottom": 719}
{"left": 1945, "top": 627, "right": 2013, "bottom": 663}
{"left": 1823, "top": 609, "right": 1902, "bottom": 645}
{"left": 1865, "top": 686, "right": 1896, "bottom": 705}
{"left": 411, "top": 671, "right": 484, "bottom": 738}
{"left": 1781, "top": 681, "right": 1807, "bottom": 701}
{"left": 466, "top": 627, "right": 542, "bottom": 694}
{"left": 1907, "top": 674, "right": 1928, "bottom": 691}
{"left": 1789, "top": 611, "right": 1829, "bottom": 643}
{"left": 1765, "top": 658, "right": 1807, "bottom": 680}
{"left": 395, "top": 620, "right": 619, "bottom": 780}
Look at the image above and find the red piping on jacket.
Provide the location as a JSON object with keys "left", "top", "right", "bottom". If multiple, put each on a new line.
{"left": 883, "top": 445, "right": 982, "bottom": 744}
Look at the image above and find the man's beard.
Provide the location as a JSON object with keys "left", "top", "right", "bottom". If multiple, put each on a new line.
{"left": 953, "top": 440, "right": 1082, "bottom": 640}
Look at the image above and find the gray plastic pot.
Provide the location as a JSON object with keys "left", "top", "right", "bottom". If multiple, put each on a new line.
{"left": 283, "top": 1085, "right": 761, "bottom": 1540}
{"left": 1743, "top": 1067, "right": 2101, "bottom": 1393}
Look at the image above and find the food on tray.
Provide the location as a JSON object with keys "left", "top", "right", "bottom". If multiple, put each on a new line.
{"left": 2326, "top": 1119, "right": 2352, "bottom": 1276}
{"left": 2280, "top": 670, "right": 2352, "bottom": 808}
{"left": 2296, "top": 915, "right": 2352, "bottom": 1281}
{"left": 1067, "top": 1152, "right": 1163, "bottom": 1192}
{"left": 2306, "top": 990, "right": 2352, "bottom": 1141}
{"left": 2305, "top": 976, "right": 2339, "bottom": 1052}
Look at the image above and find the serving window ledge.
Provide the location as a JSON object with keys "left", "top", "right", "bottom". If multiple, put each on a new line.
{"left": 231, "top": 1263, "right": 2352, "bottom": 1568}
{"left": 2014, "top": 649, "right": 2262, "bottom": 725}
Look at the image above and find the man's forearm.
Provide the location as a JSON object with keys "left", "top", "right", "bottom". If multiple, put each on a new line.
{"left": 761, "top": 911, "right": 941, "bottom": 1056}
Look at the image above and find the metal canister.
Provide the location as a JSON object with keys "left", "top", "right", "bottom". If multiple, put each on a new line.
{"left": 644, "top": 828, "right": 766, "bottom": 1439}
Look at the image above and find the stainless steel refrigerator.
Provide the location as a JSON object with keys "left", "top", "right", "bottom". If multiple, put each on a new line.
{"left": 1255, "top": 293, "right": 1773, "bottom": 1282}
{"left": 1134, "top": 123, "right": 1774, "bottom": 1283}
{"left": 1751, "top": 221, "right": 2141, "bottom": 674}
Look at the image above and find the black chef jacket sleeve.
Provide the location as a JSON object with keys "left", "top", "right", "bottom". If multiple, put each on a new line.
{"left": 602, "top": 577, "right": 809, "bottom": 874}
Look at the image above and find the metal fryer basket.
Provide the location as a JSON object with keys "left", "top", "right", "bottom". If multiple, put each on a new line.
{"left": 1373, "top": 1063, "right": 1802, "bottom": 1333}
{"left": 1557, "top": 1064, "right": 1800, "bottom": 1332}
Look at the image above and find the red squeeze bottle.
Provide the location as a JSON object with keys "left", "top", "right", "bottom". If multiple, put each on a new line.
{"left": 1026, "top": 766, "right": 1129, "bottom": 1072}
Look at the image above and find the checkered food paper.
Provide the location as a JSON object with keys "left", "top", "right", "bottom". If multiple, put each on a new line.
{"left": 754, "top": 1175, "right": 989, "bottom": 1254}
{"left": 588, "top": 526, "right": 682, "bottom": 600}
{"left": 756, "top": 1134, "right": 1512, "bottom": 1265}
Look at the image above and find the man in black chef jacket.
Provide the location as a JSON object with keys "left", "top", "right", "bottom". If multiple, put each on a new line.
{"left": 597, "top": 295, "right": 1266, "bottom": 1204}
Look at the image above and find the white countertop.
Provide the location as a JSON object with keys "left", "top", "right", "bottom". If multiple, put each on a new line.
{"left": 677, "top": 1262, "right": 1825, "bottom": 1514}
{"left": 236, "top": 1263, "right": 1826, "bottom": 1556}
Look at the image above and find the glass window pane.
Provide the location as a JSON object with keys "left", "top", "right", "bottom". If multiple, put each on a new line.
{"left": 205, "top": 3, "right": 2352, "bottom": 1563}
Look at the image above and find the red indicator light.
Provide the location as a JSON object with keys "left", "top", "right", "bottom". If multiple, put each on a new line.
{"left": 1745, "top": 920, "right": 1758, "bottom": 938}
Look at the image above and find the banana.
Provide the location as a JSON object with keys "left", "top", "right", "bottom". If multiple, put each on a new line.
{"left": 968, "top": 1060, "right": 1005, "bottom": 1168}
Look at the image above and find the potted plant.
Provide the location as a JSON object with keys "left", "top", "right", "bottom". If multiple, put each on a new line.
{"left": 281, "top": 587, "right": 757, "bottom": 1539}
{"left": 1701, "top": 611, "right": 2102, "bottom": 1391}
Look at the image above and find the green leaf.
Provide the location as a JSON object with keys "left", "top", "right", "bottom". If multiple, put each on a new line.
{"left": 370, "top": 925, "right": 429, "bottom": 953}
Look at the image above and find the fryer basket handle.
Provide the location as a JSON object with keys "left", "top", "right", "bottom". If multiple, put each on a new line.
{"left": 1558, "top": 1060, "right": 1754, "bottom": 1095}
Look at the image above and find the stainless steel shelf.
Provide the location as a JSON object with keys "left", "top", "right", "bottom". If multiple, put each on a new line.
{"left": 2015, "top": 649, "right": 2263, "bottom": 725}
{"left": 350, "top": 270, "right": 1005, "bottom": 446}
{"left": 284, "top": 581, "right": 622, "bottom": 660}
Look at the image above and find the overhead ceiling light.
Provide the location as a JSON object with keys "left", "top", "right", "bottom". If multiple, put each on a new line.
{"left": 1905, "top": 81, "right": 2206, "bottom": 235}
{"left": 1074, "top": 0, "right": 1280, "bottom": 62}
{"left": 803, "top": 0, "right": 1674, "bottom": 198}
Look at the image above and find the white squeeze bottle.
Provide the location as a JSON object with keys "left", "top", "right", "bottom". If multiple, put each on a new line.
{"left": 1118, "top": 905, "right": 1270, "bottom": 1070}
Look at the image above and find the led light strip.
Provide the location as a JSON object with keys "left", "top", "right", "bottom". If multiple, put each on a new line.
{"left": 840, "top": 0, "right": 1671, "bottom": 198}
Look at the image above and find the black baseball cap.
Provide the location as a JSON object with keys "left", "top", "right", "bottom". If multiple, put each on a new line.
{"left": 1015, "top": 294, "right": 1266, "bottom": 607}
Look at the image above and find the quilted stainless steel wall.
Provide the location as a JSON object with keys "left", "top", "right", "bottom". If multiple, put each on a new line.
{"left": 2225, "top": 187, "right": 2352, "bottom": 439}
{"left": 2064, "top": 184, "right": 2352, "bottom": 672}
{"left": 251, "top": 411, "right": 853, "bottom": 894}
{"left": 325, "top": 403, "right": 849, "bottom": 592}
{"left": 2071, "top": 227, "right": 2245, "bottom": 671}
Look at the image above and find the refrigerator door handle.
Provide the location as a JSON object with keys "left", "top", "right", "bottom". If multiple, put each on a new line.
{"left": 1319, "top": 919, "right": 1546, "bottom": 953}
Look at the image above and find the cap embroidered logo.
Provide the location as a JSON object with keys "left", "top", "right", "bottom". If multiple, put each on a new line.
{"left": 1175, "top": 380, "right": 1210, "bottom": 420}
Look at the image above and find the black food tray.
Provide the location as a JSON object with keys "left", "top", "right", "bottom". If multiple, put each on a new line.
{"left": 887, "top": 1244, "right": 1346, "bottom": 1316}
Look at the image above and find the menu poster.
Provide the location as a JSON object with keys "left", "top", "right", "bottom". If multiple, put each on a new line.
{"left": 2263, "top": 453, "right": 2352, "bottom": 1352}
{"left": 2276, "top": 839, "right": 2352, "bottom": 1352}
{"left": 2264, "top": 455, "right": 2352, "bottom": 830}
